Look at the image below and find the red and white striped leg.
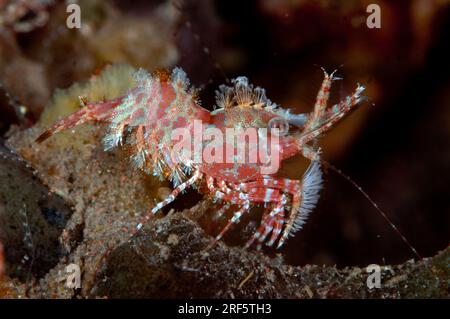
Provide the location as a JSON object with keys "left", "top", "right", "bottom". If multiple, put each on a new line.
{"left": 205, "top": 175, "right": 290, "bottom": 248}
{"left": 256, "top": 194, "right": 287, "bottom": 249}
{"left": 303, "top": 67, "right": 338, "bottom": 133}
{"left": 266, "top": 207, "right": 286, "bottom": 247}
{"left": 218, "top": 180, "right": 233, "bottom": 195}
{"left": 35, "top": 96, "right": 125, "bottom": 144}
{"left": 241, "top": 177, "right": 301, "bottom": 197}
{"left": 240, "top": 177, "right": 305, "bottom": 248}
{"left": 207, "top": 176, "right": 240, "bottom": 205}
{"left": 299, "top": 83, "right": 366, "bottom": 146}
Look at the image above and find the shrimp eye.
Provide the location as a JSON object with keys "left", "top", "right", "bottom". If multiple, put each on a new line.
{"left": 268, "top": 117, "right": 289, "bottom": 136}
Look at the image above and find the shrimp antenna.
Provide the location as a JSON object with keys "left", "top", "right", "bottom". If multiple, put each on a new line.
{"left": 320, "top": 159, "right": 422, "bottom": 260}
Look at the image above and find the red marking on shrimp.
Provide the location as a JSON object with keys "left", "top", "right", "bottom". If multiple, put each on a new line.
{"left": 35, "top": 66, "right": 420, "bottom": 258}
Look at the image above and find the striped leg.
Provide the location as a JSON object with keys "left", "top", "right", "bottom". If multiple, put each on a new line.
{"left": 241, "top": 177, "right": 301, "bottom": 196}
{"left": 207, "top": 177, "right": 240, "bottom": 204}
{"left": 244, "top": 212, "right": 276, "bottom": 250}
{"left": 266, "top": 207, "right": 286, "bottom": 247}
{"left": 204, "top": 174, "right": 295, "bottom": 248}
{"left": 135, "top": 169, "right": 202, "bottom": 231}
{"left": 238, "top": 175, "right": 321, "bottom": 249}
{"left": 276, "top": 192, "right": 301, "bottom": 248}
{"left": 206, "top": 199, "right": 250, "bottom": 249}
{"left": 206, "top": 176, "right": 216, "bottom": 197}
{"left": 205, "top": 176, "right": 290, "bottom": 248}
{"left": 218, "top": 180, "right": 233, "bottom": 195}
{"left": 256, "top": 194, "right": 287, "bottom": 249}
{"left": 211, "top": 182, "right": 283, "bottom": 206}
{"left": 240, "top": 177, "right": 306, "bottom": 248}
{"left": 303, "top": 68, "right": 338, "bottom": 133}
{"left": 245, "top": 194, "right": 287, "bottom": 249}
{"left": 299, "top": 84, "right": 365, "bottom": 145}
{"left": 35, "top": 96, "right": 125, "bottom": 143}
